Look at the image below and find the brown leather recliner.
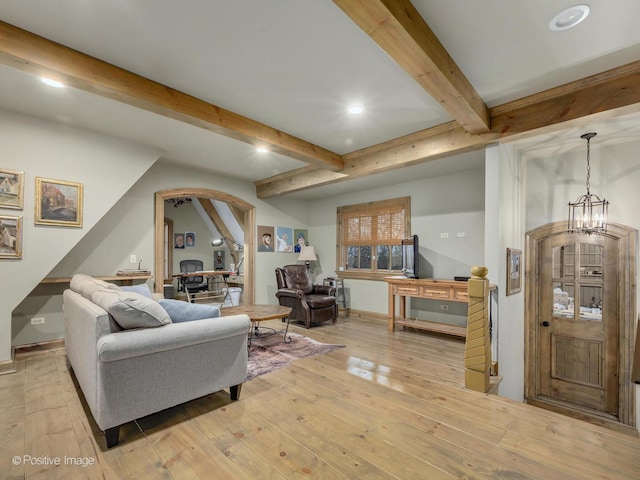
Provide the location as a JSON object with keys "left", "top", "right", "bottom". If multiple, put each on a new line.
{"left": 275, "top": 265, "right": 337, "bottom": 328}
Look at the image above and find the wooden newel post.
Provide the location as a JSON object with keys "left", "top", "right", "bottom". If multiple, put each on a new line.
{"left": 464, "top": 266, "right": 491, "bottom": 393}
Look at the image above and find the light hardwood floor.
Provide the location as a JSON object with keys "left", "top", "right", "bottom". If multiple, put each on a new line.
{"left": 1, "top": 315, "right": 639, "bottom": 479}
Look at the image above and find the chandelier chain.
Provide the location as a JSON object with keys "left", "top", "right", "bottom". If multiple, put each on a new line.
{"left": 585, "top": 135, "right": 591, "bottom": 195}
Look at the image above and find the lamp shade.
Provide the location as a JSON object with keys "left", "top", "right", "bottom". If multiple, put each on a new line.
{"left": 211, "top": 237, "right": 243, "bottom": 250}
{"left": 298, "top": 245, "right": 317, "bottom": 262}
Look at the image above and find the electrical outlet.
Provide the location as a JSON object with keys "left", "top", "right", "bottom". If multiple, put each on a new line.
{"left": 440, "top": 232, "right": 449, "bottom": 239}
{"left": 31, "top": 317, "right": 45, "bottom": 325}
{"left": 130, "top": 254, "right": 137, "bottom": 264}
{"left": 439, "top": 304, "right": 449, "bottom": 311}
{"left": 457, "top": 232, "right": 466, "bottom": 238}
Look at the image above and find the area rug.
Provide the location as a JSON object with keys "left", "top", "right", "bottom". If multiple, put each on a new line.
{"left": 247, "top": 331, "right": 345, "bottom": 380}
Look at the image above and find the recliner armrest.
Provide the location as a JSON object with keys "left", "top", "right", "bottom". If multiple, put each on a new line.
{"left": 313, "top": 285, "right": 335, "bottom": 296}
{"left": 275, "top": 288, "right": 305, "bottom": 299}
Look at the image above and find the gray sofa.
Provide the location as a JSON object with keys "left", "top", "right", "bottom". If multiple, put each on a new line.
{"left": 63, "top": 274, "right": 250, "bottom": 448}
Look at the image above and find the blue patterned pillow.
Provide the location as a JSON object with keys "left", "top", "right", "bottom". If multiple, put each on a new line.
{"left": 158, "top": 299, "right": 220, "bottom": 323}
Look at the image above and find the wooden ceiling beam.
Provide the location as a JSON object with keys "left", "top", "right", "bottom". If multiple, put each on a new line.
{"left": 197, "top": 198, "right": 240, "bottom": 260}
{"left": 256, "top": 61, "right": 640, "bottom": 198}
{"left": 490, "top": 60, "right": 640, "bottom": 139}
{"left": 332, "top": 0, "right": 490, "bottom": 134}
{"left": 256, "top": 122, "right": 491, "bottom": 198}
{"left": 0, "top": 21, "right": 344, "bottom": 172}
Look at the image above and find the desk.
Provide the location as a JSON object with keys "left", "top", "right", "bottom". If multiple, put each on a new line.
{"left": 172, "top": 270, "right": 234, "bottom": 303}
{"left": 385, "top": 277, "right": 470, "bottom": 338}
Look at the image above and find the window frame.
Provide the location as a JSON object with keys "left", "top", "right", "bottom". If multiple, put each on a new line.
{"left": 336, "top": 196, "right": 411, "bottom": 281}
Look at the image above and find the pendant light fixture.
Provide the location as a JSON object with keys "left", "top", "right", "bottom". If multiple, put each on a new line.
{"left": 567, "top": 132, "right": 609, "bottom": 235}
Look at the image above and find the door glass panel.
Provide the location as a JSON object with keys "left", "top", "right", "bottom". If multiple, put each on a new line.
{"left": 579, "top": 284, "right": 602, "bottom": 321}
{"left": 553, "top": 281, "right": 574, "bottom": 317}
{"left": 553, "top": 244, "right": 575, "bottom": 279}
{"left": 580, "top": 243, "right": 603, "bottom": 279}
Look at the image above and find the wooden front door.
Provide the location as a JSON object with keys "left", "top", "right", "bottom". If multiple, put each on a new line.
{"left": 538, "top": 232, "right": 619, "bottom": 417}
{"left": 526, "top": 222, "right": 637, "bottom": 430}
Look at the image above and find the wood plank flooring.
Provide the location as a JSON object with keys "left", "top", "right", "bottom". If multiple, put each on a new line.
{"left": 1, "top": 315, "right": 639, "bottom": 479}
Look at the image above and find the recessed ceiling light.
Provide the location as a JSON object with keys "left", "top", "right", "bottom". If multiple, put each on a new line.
{"left": 549, "top": 4, "right": 590, "bottom": 31}
{"left": 40, "top": 77, "right": 65, "bottom": 88}
{"left": 256, "top": 146, "right": 269, "bottom": 153}
{"left": 347, "top": 104, "right": 364, "bottom": 115}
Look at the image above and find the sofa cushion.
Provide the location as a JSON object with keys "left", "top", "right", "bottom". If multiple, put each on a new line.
{"left": 158, "top": 299, "right": 220, "bottom": 323}
{"left": 70, "top": 274, "right": 118, "bottom": 299}
{"left": 119, "top": 283, "right": 153, "bottom": 298}
{"left": 91, "top": 289, "right": 171, "bottom": 329}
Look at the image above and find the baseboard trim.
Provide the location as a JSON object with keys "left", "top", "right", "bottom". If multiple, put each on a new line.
{"left": 0, "top": 358, "right": 17, "bottom": 375}
{"left": 13, "top": 339, "right": 65, "bottom": 357}
{"left": 341, "top": 308, "right": 387, "bottom": 323}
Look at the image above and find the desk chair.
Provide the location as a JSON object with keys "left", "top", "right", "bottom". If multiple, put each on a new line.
{"left": 179, "top": 259, "right": 209, "bottom": 302}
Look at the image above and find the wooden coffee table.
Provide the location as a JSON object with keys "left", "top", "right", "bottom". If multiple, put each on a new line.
{"left": 220, "top": 304, "right": 292, "bottom": 347}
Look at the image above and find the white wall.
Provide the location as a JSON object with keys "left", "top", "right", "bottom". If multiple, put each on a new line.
{"left": 1, "top": 110, "right": 161, "bottom": 360}
{"left": 501, "top": 137, "right": 640, "bottom": 427}
{"left": 486, "top": 144, "right": 526, "bottom": 400}
{"left": 307, "top": 167, "right": 485, "bottom": 319}
{"left": 169, "top": 201, "right": 220, "bottom": 273}
{"left": 11, "top": 158, "right": 311, "bottom": 349}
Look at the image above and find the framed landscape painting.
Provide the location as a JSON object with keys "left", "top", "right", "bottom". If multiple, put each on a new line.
{"left": 0, "top": 168, "right": 24, "bottom": 210}
{"left": 0, "top": 215, "right": 22, "bottom": 259}
{"left": 35, "top": 177, "right": 83, "bottom": 228}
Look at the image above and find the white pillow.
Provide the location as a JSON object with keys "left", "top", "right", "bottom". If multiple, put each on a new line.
{"left": 91, "top": 288, "right": 171, "bottom": 330}
{"left": 70, "top": 274, "right": 118, "bottom": 299}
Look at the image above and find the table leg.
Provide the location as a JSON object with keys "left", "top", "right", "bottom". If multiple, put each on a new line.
{"left": 388, "top": 283, "right": 395, "bottom": 332}
{"left": 282, "top": 316, "right": 292, "bottom": 343}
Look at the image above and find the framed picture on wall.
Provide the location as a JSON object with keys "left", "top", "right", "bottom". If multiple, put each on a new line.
{"left": 214, "top": 250, "right": 225, "bottom": 270}
{"left": 0, "top": 168, "right": 24, "bottom": 210}
{"left": 35, "top": 177, "right": 83, "bottom": 227}
{"left": 507, "top": 248, "right": 522, "bottom": 296}
{"left": 294, "top": 229, "right": 308, "bottom": 253}
{"left": 185, "top": 231, "right": 195, "bottom": 247}
{"left": 175, "top": 233, "right": 185, "bottom": 249}
{"left": 0, "top": 215, "right": 22, "bottom": 259}
{"left": 257, "top": 225, "right": 274, "bottom": 252}
{"left": 275, "top": 226, "right": 293, "bottom": 252}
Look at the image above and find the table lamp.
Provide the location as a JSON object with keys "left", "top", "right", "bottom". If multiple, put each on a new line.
{"left": 298, "top": 245, "right": 317, "bottom": 270}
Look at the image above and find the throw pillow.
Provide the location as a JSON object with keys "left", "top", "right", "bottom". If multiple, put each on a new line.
{"left": 70, "top": 273, "right": 119, "bottom": 299}
{"left": 91, "top": 288, "right": 171, "bottom": 329}
{"left": 158, "top": 299, "right": 220, "bottom": 323}
{"left": 119, "top": 283, "right": 153, "bottom": 298}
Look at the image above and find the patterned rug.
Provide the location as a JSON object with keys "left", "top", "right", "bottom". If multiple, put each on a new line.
{"left": 247, "top": 331, "right": 345, "bottom": 380}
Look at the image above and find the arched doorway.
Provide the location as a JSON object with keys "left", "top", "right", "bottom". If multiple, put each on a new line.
{"left": 154, "top": 188, "right": 255, "bottom": 304}
{"left": 525, "top": 221, "right": 637, "bottom": 431}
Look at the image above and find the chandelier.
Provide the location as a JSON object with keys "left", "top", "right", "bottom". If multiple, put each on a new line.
{"left": 567, "top": 132, "right": 609, "bottom": 235}
{"left": 166, "top": 197, "right": 192, "bottom": 208}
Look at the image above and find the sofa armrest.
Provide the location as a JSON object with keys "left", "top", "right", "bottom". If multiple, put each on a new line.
{"left": 97, "top": 314, "right": 250, "bottom": 363}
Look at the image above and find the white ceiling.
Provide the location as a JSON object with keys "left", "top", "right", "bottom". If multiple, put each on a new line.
{"left": 1, "top": 0, "right": 639, "bottom": 199}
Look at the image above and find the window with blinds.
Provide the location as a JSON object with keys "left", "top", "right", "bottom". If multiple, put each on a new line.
{"left": 337, "top": 197, "right": 410, "bottom": 279}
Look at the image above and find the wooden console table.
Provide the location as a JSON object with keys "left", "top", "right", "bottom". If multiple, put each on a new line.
{"left": 385, "top": 277, "right": 472, "bottom": 338}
